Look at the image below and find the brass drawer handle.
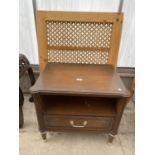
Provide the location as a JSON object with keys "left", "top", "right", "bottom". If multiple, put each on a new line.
{"left": 69, "top": 120, "right": 87, "bottom": 128}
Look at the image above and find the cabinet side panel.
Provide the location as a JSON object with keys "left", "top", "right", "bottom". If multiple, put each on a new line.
{"left": 111, "top": 98, "right": 127, "bottom": 134}
{"left": 33, "top": 93, "right": 46, "bottom": 132}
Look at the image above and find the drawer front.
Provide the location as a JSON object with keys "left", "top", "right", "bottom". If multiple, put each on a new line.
{"left": 44, "top": 115, "right": 113, "bottom": 131}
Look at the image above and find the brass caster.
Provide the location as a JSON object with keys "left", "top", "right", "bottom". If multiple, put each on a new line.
{"left": 41, "top": 132, "right": 47, "bottom": 140}
{"left": 108, "top": 133, "right": 115, "bottom": 143}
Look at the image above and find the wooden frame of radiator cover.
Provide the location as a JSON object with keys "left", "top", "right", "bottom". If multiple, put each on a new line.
{"left": 36, "top": 11, "right": 123, "bottom": 72}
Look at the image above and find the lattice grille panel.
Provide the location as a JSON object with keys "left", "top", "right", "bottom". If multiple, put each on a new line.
{"left": 37, "top": 11, "right": 123, "bottom": 71}
{"left": 48, "top": 49, "right": 109, "bottom": 64}
{"left": 46, "top": 21, "right": 113, "bottom": 48}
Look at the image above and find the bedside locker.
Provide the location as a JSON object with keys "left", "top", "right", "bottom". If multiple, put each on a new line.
{"left": 30, "top": 63, "right": 130, "bottom": 142}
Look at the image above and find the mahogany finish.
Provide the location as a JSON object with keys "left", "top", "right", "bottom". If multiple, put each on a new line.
{"left": 30, "top": 63, "right": 130, "bottom": 142}
{"left": 31, "top": 63, "right": 129, "bottom": 97}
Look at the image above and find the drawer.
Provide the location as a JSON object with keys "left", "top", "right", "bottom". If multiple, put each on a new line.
{"left": 44, "top": 115, "right": 114, "bottom": 131}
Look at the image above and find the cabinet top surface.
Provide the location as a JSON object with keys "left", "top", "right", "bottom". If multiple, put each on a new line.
{"left": 30, "top": 63, "right": 130, "bottom": 97}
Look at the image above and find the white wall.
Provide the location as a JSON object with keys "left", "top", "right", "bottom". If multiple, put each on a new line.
{"left": 19, "top": 0, "right": 135, "bottom": 67}
{"left": 19, "top": 0, "right": 38, "bottom": 64}
{"left": 118, "top": 0, "right": 135, "bottom": 67}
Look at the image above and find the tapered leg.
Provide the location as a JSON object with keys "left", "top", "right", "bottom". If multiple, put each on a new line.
{"left": 19, "top": 105, "right": 24, "bottom": 128}
{"left": 108, "top": 133, "right": 115, "bottom": 143}
{"left": 19, "top": 87, "right": 24, "bottom": 128}
{"left": 29, "top": 96, "right": 34, "bottom": 102}
{"left": 41, "top": 132, "right": 47, "bottom": 140}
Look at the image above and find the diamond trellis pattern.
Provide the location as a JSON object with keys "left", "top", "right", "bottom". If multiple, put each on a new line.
{"left": 46, "top": 20, "right": 113, "bottom": 64}
{"left": 46, "top": 21, "right": 113, "bottom": 48}
{"left": 48, "top": 50, "right": 109, "bottom": 64}
{"left": 37, "top": 12, "right": 124, "bottom": 71}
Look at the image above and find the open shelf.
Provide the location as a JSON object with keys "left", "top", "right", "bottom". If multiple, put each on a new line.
{"left": 42, "top": 95, "right": 117, "bottom": 117}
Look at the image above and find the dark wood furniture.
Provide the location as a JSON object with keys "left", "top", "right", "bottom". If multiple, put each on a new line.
{"left": 19, "top": 54, "right": 36, "bottom": 128}
{"left": 33, "top": 11, "right": 129, "bottom": 142}
{"left": 30, "top": 63, "right": 130, "bottom": 142}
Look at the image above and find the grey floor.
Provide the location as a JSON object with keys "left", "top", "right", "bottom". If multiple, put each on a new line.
{"left": 19, "top": 95, "right": 135, "bottom": 155}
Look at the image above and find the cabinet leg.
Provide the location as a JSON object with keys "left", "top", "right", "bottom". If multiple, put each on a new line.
{"left": 19, "top": 105, "right": 24, "bottom": 128}
{"left": 19, "top": 87, "right": 24, "bottom": 128}
{"left": 41, "top": 132, "right": 47, "bottom": 140}
{"left": 108, "top": 133, "right": 115, "bottom": 143}
{"left": 29, "top": 96, "right": 34, "bottom": 102}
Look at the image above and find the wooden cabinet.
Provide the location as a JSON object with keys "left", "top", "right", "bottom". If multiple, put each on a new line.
{"left": 30, "top": 63, "right": 130, "bottom": 142}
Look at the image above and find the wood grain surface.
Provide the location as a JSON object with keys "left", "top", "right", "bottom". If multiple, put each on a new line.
{"left": 30, "top": 63, "right": 130, "bottom": 97}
